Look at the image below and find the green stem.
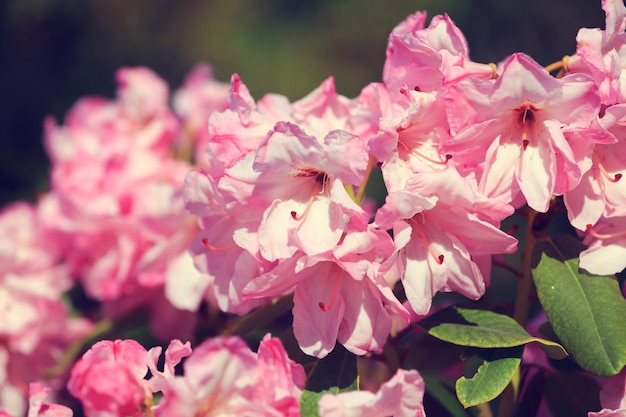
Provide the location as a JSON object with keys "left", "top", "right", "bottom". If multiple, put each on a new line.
{"left": 513, "top": 208, "right": 538, "bottom": 327}
{"left": 354, "top": 156, "right": 377, "bottom": 204}
{"left": 496, "top": 208, "right": 538, "bottom": 417}
{"left": 44, "top": 318, "right": 114, "bottom": 378}
{"left": 222, "top": 294, "right": 294, "bottom": 336}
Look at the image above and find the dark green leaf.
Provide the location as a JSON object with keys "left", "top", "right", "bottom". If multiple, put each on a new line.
{"left": 532, "top": 237, "right": 626, "bottom": 375}
{"left": 456, "top": 346, "right": 524, "bottom": 408}
{"left": 300, "top": 343, "right": 359, "bottom": 417}
{"left": 420, "top": 306, "right": 567, "bottom": 359}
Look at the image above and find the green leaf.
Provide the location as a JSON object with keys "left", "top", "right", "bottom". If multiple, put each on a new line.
{"left": 532, "top": 236, "right": 626, "bottom": 376}
{"left": 455, "top": 346, "right": 523, "bottom": 408}
{"left": 300, "top": 344, "right": 359, "bottom": 417}
{"left": 420, "top": 306, "right": 568, "bottom": 359}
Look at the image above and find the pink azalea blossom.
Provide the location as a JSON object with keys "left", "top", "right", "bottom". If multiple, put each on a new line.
{"left": 368, "top": 84, "right": 453, "bottom": 188}
{"left": 318, "top": 368, "right": 425, "bottom": 417}
{"left": 579, "top": 215, "right": 626, "bottom": 275}
{"left": 243, "top": 214, "right": 409, "bottom": 357}
{"left": 152, "top": 335, "right": 304, "bottom": 417}
{"left": 564, "top": 104, "right": 626, "bottom": 230}
{"left": 0, "top": 383, "right": 73, "bottom": 417}
{"left": 40, "top": 67, "right": 207, "bottom": 338}
{"left": 0, "top": 202, "right": 91, "bottom": 416}
{"left": 383, "top": 11, "right": 494, "bottom": 96}
{"left": 68, "top": 340, "right": 151, "bottom": 417}
{"left": 568, "top": 0, "right": 626, "bottom": 104}
{"left": 374, "top": 167, "right": 517, "bottom": 315}
{"left": 443, "top": 52, "right": 603, "bottom": 212}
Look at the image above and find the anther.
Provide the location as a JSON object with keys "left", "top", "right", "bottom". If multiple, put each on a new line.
{"left": 202, "top": 238, "right": 237, "bottom": 251}
{"left": 319, "top": 268, "right": 342, "bottom": 312}
{"left": 522, "top": 140, "right": 529, "bottom": 151}
{"left": 585, "top": 224, "right": 626, "bottom": 240}
{"left": 592, "top": 152, "right": 622, "bottom": 183}
{"left": 505, "top": 224, "right": 519, "bottom": 235}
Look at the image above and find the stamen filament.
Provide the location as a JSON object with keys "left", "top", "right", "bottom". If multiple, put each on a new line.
{"left": 398, "top": 141, "right": 451, "bottom": 165}
{"left": 585, "top": 224, "right": 626, "bottom": 239}
{"left": 410, "top": 218, "right": 444, "bottom": 265}
{"left": 202, "top": 238, "right": 237, "bottom": 251}
{"left": 291, "top": 181, "right": 322, "bottom": 221}
{"left": 592, "top": 152, "right": 622, "bottom": 183}
{"left": 319, "top": 268, "right": 342, "bottom": 312}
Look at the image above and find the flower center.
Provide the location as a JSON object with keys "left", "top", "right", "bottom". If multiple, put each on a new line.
{"left": 514, "top": 103, "right": 539, "bottom": 151}
{"left": 290, "top": 170, "right": 328, "bottom": 221}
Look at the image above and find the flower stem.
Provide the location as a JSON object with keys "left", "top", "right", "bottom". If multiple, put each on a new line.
{"left": 222, "top": 294, "right": 294, "bottom": 336}
{"left": 354, "top": 156, "right": 378, "bottom": 204}
{"left": 513, "top": 208, "right": 539, "bottom": 327}
{"left": 43, "top": 318, "right": 114, "bottom": 378}
{"left": 496, "top": 208, "right": 539, "bottom": 417}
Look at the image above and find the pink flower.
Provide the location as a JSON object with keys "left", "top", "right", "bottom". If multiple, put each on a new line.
{"left": 0, "top": 202, "right": 91, "bottom": 415}
{"left": 243, "top": 218, "right": 409, "bottom": 357}
{"left": 153, "top": 335, "right": 304, "bottom": 417}
{"left": 40, "top": 67, "right": 208, "bottom": 338}
{"left": 564, "top": 104, "right": 626, "bottom": 230}
{"left": 579, "top": 215, "right": 626, "bottom": 275}
{"left": 318, "top": 369, "right": 426, "bottom": 417}
{"left": 568, "top": 0, "right": 626, "bottom": 104}
{"left": 443, "top": 53, "right": 602, "bottom": 212}
{"left": 374, "top": 167, "right": 517, "bottom": 315}
{"left": 68, "top": 340, "right": 150, "bottom": 417}
{"left": 0, "top": 383, "right": 73, "bottom": 417}
{"left": 383, "top": 11, "right": 494, "bottom": 96}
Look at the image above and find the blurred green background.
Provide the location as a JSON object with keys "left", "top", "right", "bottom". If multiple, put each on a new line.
{"left": 0, "top": 0, "right": 606, "bottom": 206}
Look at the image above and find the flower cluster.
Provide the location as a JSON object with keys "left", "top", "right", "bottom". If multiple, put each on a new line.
{"left": 1, "top": 0, "right": 626, "bottom": 416}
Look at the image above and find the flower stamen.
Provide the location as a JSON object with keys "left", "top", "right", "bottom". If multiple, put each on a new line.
{"left": 410, "top": 217, "right": 444, "bottom": 265}
{"left": 201, "top": 238, "right": 237, "bottom": 251}
{"left": 398, "top": 141, "right": 452, "bottom": 165}
{"left": 291, "top": 180, "right": 322, "bottom": 221}
{"left": 592, "top": 152, "right": 622, "bottom": 183}
{"left": 319, "top": 268, "right": 342, "bottom": 312}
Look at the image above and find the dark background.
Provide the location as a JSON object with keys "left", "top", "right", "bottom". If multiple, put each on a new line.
{"left": 0, "top": 0, "right": 606, "bottom": 207}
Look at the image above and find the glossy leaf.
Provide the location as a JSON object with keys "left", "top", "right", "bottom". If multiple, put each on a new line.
{"left": 300, "top": 343, "right": 359, "bottom": 417}
{"left": 532, "top": 237, "right": 626, "bottom": 376}
{"left": 420, "top": 306, "right": 567, "bottom": 359}
{"left": 455, "top": 346, "right": 523, "bottom": 408}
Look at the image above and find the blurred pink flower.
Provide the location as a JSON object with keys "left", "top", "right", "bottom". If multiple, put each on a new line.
{"left": 68, "top": 340, "right": 151, "bottom": 417}
{"left": 318, "top": 368, "right": 425, "bottom": 417}
{"left": 153, "top": 335, "right": 304, "bottom": 417}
